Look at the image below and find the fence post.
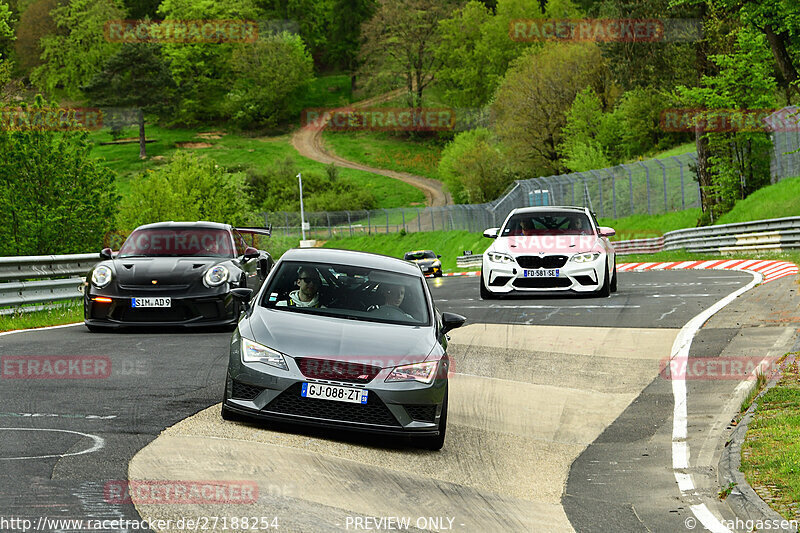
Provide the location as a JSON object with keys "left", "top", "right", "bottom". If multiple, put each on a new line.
{"left": 430, "top": 209, "right": 435, "bottom": 231}
{"left": 327, "top": 212, "right": 332, "bottom": 239}
{"left": 672, "top": 156, "right": 685, "bottom": 209}
{"left": 367, "top": 211, "right": 371, "bottom": 235}
{"left": 402, "top": 209, "right": 406, "bottom": 232}
{"left": 590, "top": 170, "right": 604, "bottom": 217}
{"left": 385, "top": 209, "right": 389, "bottom": 233}
{"left": 284, "top": 212, "right": 289, "bottom": 237}
{"left": 654, "top": 158, "right": 667, "bottom": 212}
{"left": 417, "top": 208, "right": 422, "bottom": 232}
{"left": 627, "top": 166, "right": 634, "bottom": 215}
{"left": 442, "top": 208, "right": 447, "bottom": 230}
{"left": 347, "top": 211, "right": 352, "bottom": 237}
{"left": 607, "top": 170, "right": 617, "bottom": 219}
{"left": 638, "top": 161, "right": 651, "bottom": 215}
{"left": 570, "top": 177, "right": 575, "bottom": 205}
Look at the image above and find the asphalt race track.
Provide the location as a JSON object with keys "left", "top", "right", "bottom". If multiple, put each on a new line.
{"left": 0, "top": 269, "right": 796, "bottom": 533}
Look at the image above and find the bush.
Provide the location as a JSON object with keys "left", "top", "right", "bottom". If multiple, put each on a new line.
{"left": 246, "top": 158, "right": 376, "bottom": 213}
{"left": 117, "top": 151, "right": 256, "bottom": 230}
{"left": 438, "top": 128, "right": 511, "bottom": 203}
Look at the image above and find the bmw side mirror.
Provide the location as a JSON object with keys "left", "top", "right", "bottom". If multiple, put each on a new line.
{"left": 100, "top": 247, "right": 113, "bottom": 260}
{"left": 243, "top": 246, "right": 259, "bottom": 260}
{"left": 437, "top": 254, "right": 442, "bottom": 258}
{"left": 599, "top": 227, "right": 616, "bottom": 237}
{"left": 483, "top": 228, "right": 499, "bottom": 239}
{"left": 441, "top": 312, "right": 466, "bottom": 335}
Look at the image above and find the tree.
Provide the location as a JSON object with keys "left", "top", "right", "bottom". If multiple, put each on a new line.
{"left": 30, "top": 0, "right": 124, "bottom": 99}
{"left": 226, "top": 31, "right": 314, "bottom": 129}
{"left": 327, "top": 0, "right": 375, "bottom": 90}
{"left": 12, "top": 0, "right": 57, "bottom": 73}
{"left": 0, "top": 96, "right": 119, "bottom": 256}
{"left": 0, "top": 0, "right": 13, "bottom": 61}
{"left": 676, "top": 29, "right": 777, "bottom": 221}
{"left": 359, "top": 0, "right": 458, "bottom": 109}
{"left": 438, "top": 128, "right": 512, "bottom": 203}
{"left": 254, "top": 0, "right": 334, "bottom": 65}
{"left": 559, "top": 88, "right": 613, "bottom": 172}
{"left": 492, "top": 43, "right": 608, "bottom": 177}
{"left": 117, "top": 151, "right": 256, "bottom": 230}
{"left": 158, "top": 0, "right": 261, "bottom": 124}
{"left": 82, "top": 44, "right": 175, "bottom": 159}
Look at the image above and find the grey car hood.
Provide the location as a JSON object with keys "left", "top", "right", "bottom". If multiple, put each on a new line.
{"left": 243, "top": 308, "right": 437, "bottom": 367}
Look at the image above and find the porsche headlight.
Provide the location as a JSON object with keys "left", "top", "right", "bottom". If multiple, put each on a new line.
{"left": 386, "top": 361, "right": 439, "bottom": 384}
{"left": 487, "top": 252, "right": 514, "bottom": 264}
{"left": 571, "top": 252, "right": 601, "bottom": 263}
{"left": 241, "top": 337, "right": 288, "bottom": 370}
{"left": 432, "top": 260, "right": 441, "bottom": 267}
{"left": 204, "top": 265, "right": 229, "bottom": 287}
{"left": 91, "top": 265, "right": 113, "bottom": 288}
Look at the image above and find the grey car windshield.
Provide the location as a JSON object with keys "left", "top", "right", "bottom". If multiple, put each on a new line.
{"left": 404, "top": 251, "right": 436, "bottom": 260}
{"left": 261, "top": 261, "right": 431, "bottom": 326}
{"left": 501, "top": 213, "right": 593, "bottom": 236}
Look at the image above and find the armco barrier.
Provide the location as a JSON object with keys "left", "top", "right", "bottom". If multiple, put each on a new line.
{"left": 0, "top": 254, "right": 97, "bottom": 315}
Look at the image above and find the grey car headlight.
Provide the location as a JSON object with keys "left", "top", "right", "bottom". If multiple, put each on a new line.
{"left": 91, "top": 265, "right": 113, "bottom": 288}
{"left": 571, "top": 252, "right": 601, "bottom": 263}
{"left": 385, "top": 361, "right": 439, "bottom": 384}
{"left": 241, "top": 337, "right": 288, "bottom": 370}
{"left": 204, "top": 265, "right": 229, "bottom": 287}
{"left": 487, "top": 252, "right": 514, "bottom": 264}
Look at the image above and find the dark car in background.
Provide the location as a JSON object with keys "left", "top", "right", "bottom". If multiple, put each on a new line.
{"left": 403, "top": 250, "right": 443, "bottom": 277}
{"left": 222, "top": 248, "right": 466, "bottom": 450}
{"left": 84, "top": 221, "right": 273, "bottom": 331}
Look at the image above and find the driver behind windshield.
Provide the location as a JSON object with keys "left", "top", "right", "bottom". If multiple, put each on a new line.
{"left": 277, "top": 266, "right": 326, "bottom": 308}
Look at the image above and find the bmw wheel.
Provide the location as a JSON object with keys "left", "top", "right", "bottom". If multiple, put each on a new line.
{"left": 610, "top": 261, "right": 618, "bottom": 293}
{"left": 480, "top": 275, "right": 496, "bottom": 300}
{"left": 598, "top": 260, "right": 611, "bottom": 297}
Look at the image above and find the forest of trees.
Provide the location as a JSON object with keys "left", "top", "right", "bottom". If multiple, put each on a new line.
{"left": 0, "top": 0, "right": 798, "bottom": 253}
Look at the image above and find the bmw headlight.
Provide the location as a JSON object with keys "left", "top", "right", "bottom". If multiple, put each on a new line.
{"left": 386, "top": 361, "right": 439, "bottom": 384}
{"left": 432, "top": 260, "right": 441, "bottom": 267}
{"left": 91, "top": 265, "right": 113, "bottom": 288}
{"left": 241, "top": 337, "right": 288, "bottom": 370}
{"left": 487, "top": 252, "right": 514, "bottom": 264}
{"left": 571, "top": 252, "right": 601, "bottom": 263}
{"left": 204, "top": 265, "right": 229, "bottom": 287}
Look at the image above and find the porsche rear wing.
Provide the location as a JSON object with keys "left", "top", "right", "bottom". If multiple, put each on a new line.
{"left": 235, "top": 225, "right": 272, "bottom": 238}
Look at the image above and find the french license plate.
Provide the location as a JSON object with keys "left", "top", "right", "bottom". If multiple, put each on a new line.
{"left": 523, "top": 269, "right": 559, "bottom": 278}
{"left": 301, "top": 382, "right": 368, "bottom": 404}
{"left": 132, "top": 297, "right": 171, "bottom": 308}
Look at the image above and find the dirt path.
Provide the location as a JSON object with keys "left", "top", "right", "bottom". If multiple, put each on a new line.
{"left": 291, "top": 89, "right": 452, "bottom": 207}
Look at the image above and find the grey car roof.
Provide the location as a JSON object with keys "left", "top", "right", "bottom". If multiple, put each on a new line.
{"left": 134, "top": 221, "right": 231, "bottom": 230}
{"left": 280, "top": 248, "right": 422, "bottom": 276}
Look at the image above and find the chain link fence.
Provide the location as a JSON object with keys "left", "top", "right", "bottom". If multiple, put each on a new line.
{"left": 267, "top": 106, "right": 800, "bottom": 240}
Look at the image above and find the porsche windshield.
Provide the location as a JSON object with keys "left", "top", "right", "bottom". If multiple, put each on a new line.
{"left": 501, "top": 213, "right": 594, "bottom": 236}
{"left": 261, "top": 261, "right": 430, "bottom": 326}
{"left": 404, "top": 251, "right": 436, "bottom": 260}
{"left": 118, "top": 228, "right": 235, "bottom": 258}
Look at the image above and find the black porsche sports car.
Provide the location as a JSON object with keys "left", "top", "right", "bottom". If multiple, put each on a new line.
{"left": 83, "top": 221, "right": 273, "bottom": 331}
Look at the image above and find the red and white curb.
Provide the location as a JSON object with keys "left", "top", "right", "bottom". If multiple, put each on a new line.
{"left": 616, "top": 259, "right": 798, "bottom": 283}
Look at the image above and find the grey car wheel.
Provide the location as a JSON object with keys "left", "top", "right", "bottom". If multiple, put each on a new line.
{"left": 419, "top": 388, "right": 448, "bottom": 451}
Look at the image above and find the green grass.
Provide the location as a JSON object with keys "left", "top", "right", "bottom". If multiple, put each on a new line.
{"left": 599, "top": 209, "right": 702, "bottom": 239}
{"left": 741, "top": 359, "right": 800, "bottom": 521}
{"left": 320, "top": 231, "right": 491, "bottom": 272}
{"left": 296, "top": 74, "right": 355, "bottom": 110}
{"left": 88, "top": 126, "right": 425, "bottom": 209}
{"left": 322, "top": 130, "right": 444, "bottom": 181}
{"left": 717, "top": 176, "right": 800, "bottom": 225}
{"left": 652, "top": 142, "right": 696, "bottom": 159}
{"left": 0, "top": 302, "right": 83, "bottom": 333}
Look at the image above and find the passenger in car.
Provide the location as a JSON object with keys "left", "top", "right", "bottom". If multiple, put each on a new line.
{"left": 277, "top": 266, "right": 326, "bottom": 308}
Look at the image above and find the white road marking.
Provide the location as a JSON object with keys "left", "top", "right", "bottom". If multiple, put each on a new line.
{"left": 0, "top": 427, "right": 104, "bottom": 460}
{"left": 668, "top": 269, "right": 762, "bottom": 533}
{"left": 0, "top": 322, "right": 82, "bottom": 337}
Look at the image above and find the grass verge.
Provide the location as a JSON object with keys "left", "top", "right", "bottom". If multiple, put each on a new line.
{"left": 741, "top": 358, "right": 800, "bottom": 522}
{"left": 89, "top": 126, "right": 425, "bottom": 209}
{"left": 320, "top": 231, "right": 490, "bottom": 272}
{"left": 0, "top": 302, "right": 83, "bottom": 333}
{"left": 322, "top": 131, "right": 445, "bottom": 181}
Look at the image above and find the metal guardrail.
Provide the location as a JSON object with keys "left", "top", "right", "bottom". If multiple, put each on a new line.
{"left": 0, "top": 254, "right": 97, "bottom": 315}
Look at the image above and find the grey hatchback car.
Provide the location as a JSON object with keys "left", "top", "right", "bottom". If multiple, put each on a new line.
{"left": 222, "top": 248, "right": 466, "bottom": 450}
